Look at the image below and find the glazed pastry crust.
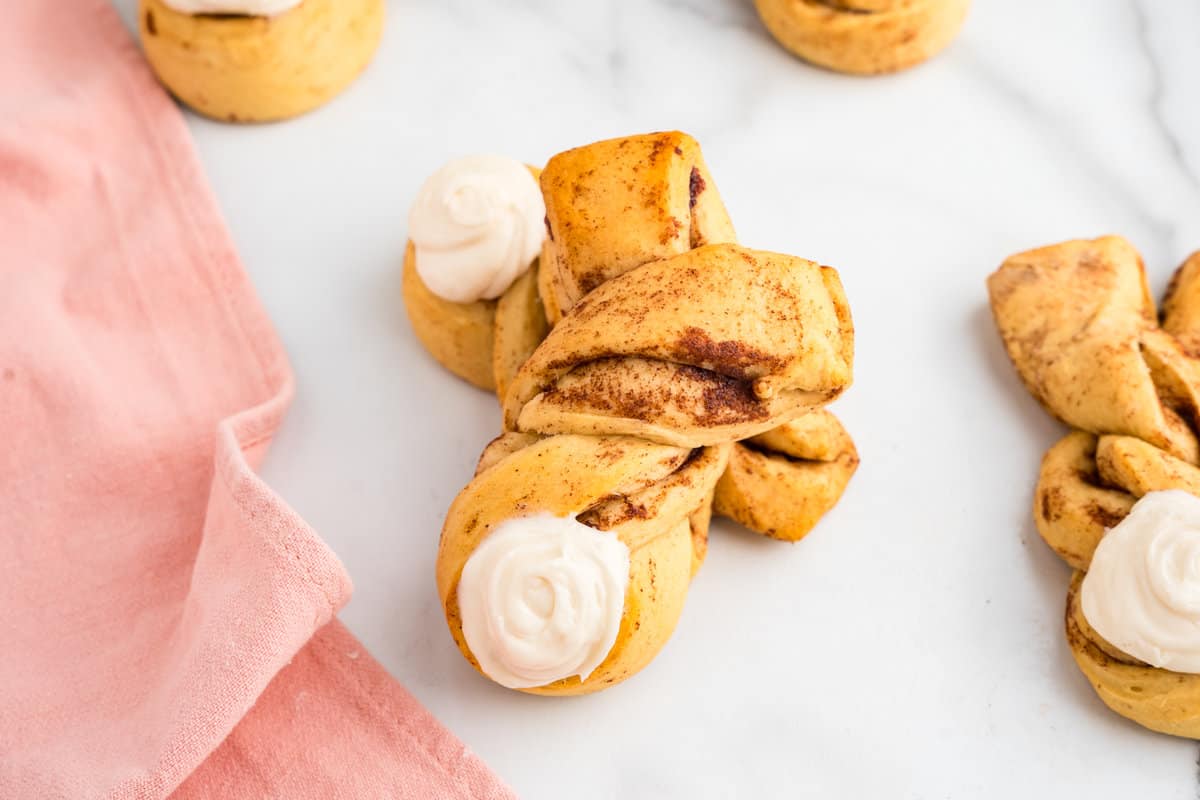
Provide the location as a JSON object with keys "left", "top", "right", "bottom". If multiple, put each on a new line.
{"left": 754, "top": 0, "right": 970, "bottom": 75}
{"left": 714, "top": 410, "right": 859, "bottom": 541}
{"left": 139, "top": 0, "right": 384, "bottom": 122}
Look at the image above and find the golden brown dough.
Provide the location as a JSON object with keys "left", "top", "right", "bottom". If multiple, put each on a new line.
{"left": 988, "top": 236, "right": 1199, "bottom": 463}
{"left": 1162, "top": 251, "right": 1200, "bottom": 355}
{"left": 754, "top": 0, "right": 970, "bottom": 76}
{"left": 503, "top": 243, "right": 854, "bottom": 448}
{"left": 1033, "top": 432, "right": 1134, "bottom": 571}
{"left": 139, "top": 0, "right": 384, "bottom": 122}
{"left": 438, "top": 434, "right": 729, "bottom": 696}
{"left": 403, "top": 166, "right": 549, "bottom": 397}
{"left": 991, "top": 238, "right": 1200, "bottom": 738}
{"left": 538, "top": 131, "right": 736, "bottom": 324}
{"left": 1066, "top": 572, "right": 1200, "bottom": 739}
{"left": 437, "top": 133, "right": 857, "bottom": 694}
{"left": 491, "top": 266, "right": 549, "bottom": 403}
{"left": 714, "top": 410, "right": 859, "bottom": 541}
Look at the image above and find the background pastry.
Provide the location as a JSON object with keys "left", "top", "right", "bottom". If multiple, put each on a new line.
{"left": 754, "top": 0, "right": 970, "bottom": 75}
{"left": 139, "top": 0, "right": 384, "bottom": 122}
{"left": 989, "top": 236, "right": 1200, "bottom": 737}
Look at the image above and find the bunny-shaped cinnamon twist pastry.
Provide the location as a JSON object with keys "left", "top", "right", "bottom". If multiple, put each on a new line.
{"left": 989, "top": 236, "right": 1200, "bottom": 737}
{"left": 428, "top": 132, "right": 856, "bottom": 694}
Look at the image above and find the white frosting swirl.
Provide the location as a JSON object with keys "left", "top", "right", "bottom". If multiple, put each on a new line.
{"left": 457, "top": 513, "right": 630, "bottom": 689}
{"left": 160, "top": 0, "right": 300, "bottom": 16}
{"left": 1082, "top": 490, "right": 1200, "bottom": 673}
{"left": 408, "top": 156, "right": 545, "bottom": 305}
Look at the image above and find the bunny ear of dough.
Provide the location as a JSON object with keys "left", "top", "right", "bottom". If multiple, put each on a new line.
{"left": 714, "top": 410, "right": 858, "bottom": 541}
{"left": 504, "top": 244, "right": 854, "bottom": 448}
{"left": 538, "top": 131, "right": 736, "bottom": 325}
{"left": 1066, "top": 571, "right": 1200, "bottom": 739}
{"left": 139, "top": 0, "right": 384, "bottom": 122}
{"left": 988, "top": 236, "right": 1200, "bottom": 464}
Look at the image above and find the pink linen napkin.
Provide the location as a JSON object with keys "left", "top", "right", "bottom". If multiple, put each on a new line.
{"left": 0, "top": 2, "right": 515, "bottom": 798}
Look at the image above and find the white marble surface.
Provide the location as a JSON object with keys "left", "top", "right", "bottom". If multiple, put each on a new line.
{"left": 112, "top": 0, "right": 1200, "bottom": 796}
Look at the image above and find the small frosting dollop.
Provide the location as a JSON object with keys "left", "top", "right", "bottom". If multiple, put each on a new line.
{"left": 457, "top": 512, "right": 630, "bottom": 689}
{"left": 160, "top": 0, "right": 300, "bottom": 16}
{"left": 1082, "top": 490, "right": 1200, "bottom": 673}
{"left": 408, "top": 156, "right": 544, "bottom": 304}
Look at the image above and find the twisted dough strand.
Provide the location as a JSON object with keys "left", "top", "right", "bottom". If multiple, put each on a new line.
{"left": 754, "top": 0, "right": 970, "bottom": 75}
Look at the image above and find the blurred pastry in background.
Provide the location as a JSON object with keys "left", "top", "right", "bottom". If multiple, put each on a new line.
{"left": 139, "top": 0, "right": 384, "bottom": 122}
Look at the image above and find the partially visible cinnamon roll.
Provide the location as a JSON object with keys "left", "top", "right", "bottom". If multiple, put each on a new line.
{"left": 754, "top": 0, "right": 970, "bottom": 75}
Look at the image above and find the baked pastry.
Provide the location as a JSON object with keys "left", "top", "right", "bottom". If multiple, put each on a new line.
{"left": 989, "top": 236, "right": 1200, "bottom": 737}
{"left": 402, "top": 157, "right": 548, "bottom": 396}
{"left": 534, "top": 131, "right": 858, "bottom": 540}
{"left": 536, "top": 132, "right": 736, "bottom": 324}
{"left": 405, "top": 132, "right": 859, "bottom": 541}
{"left": 435, "top": 134, "right": 856, "bottom": 694}
{"left": 139, "top": 0, "right": 384, "bottom": 122}
{"left": 714, "top": 410, "right": 859, "bottom": 541}
{"left": 754, "top": 0, "right": 970, "bottom": 75}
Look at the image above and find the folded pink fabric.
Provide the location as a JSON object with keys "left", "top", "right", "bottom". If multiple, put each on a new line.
{"left": 0, "top": 2, "right": 515, "bottom": 798}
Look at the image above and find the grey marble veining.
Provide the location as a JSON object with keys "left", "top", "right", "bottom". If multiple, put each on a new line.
{"left": 107, "top": 0, "right": 1200, "bottom": 796}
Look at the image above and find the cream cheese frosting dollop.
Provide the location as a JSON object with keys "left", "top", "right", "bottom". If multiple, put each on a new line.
{"left": 408, "top": 155, "right": 544, "bottom": 304}
{"left": 457, "top": 512, "right": 630, "bottom": 689}
{"left": 1082, "top": 490, "right": 1200, "bottom": 673}
{"left": 160, "top": 0, "right": 301, "bottom": 16}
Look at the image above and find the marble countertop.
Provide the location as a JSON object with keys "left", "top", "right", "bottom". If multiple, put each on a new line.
{"left": 112, "top": 0, "right": 1200, "bottom": 796}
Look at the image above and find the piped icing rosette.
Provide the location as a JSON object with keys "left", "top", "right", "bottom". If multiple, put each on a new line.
{"left": 409, "top": 156, "right": 545, "bottom": 305}
{"left": 458, "top": 513, "right": 630, "bottom": 690}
